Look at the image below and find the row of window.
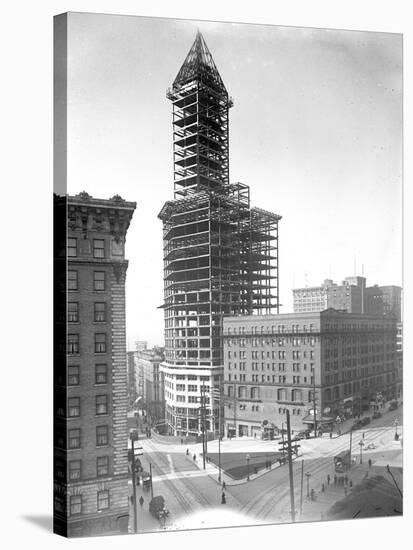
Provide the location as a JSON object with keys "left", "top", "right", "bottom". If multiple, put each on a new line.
{"left": 56, "top": 456, "right": 110, "bottom": 482}
{"left": 65, "top": 426, "right": 109, "bottom": 449}
{"left": 68, "top": 270, "right": 106, "bottom": 291}
{"left": 68, "top": 238, "right": 106, "bottom": 259}
{"left": 68, "top": 364, "right": 108, "bottom": 386}
{"left": 231, "top": 350, "right": 315, "bottom": 359}
{"left": 68, "top": 302, "right": 107, "bottom": 323}
{"left": 68, "top": 333, "right": 107, "bottom": 355}
{"left": 63, "top": 395, "right": 109, "bottom": 418}
{"left": 229, "top": 373, "right": 313, "bottom": 385}
{"left": 56, "top": 490, "right": 110, "bottom": 516}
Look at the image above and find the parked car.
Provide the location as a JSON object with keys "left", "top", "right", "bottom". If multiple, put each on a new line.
{"left": 389, "top": 400, "right": 399, "bottom": 411}
{"left": 351, "top": 421, "right": 362, "bottom": 431}
{"left": 296, "top": 430, "right": 311, "bottom": 440}
{"left": 372, "top": 411, "right": 382, "bottom": 419}
{"left": 360, "top": 417, "right": 371, "bottom": 426}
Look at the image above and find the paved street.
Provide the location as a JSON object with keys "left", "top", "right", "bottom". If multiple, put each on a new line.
{"left": 129, "top": 405, "right": 402, "bottom": 531}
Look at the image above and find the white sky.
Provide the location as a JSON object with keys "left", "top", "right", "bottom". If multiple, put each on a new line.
{"left": 66, "top": 13, "right": 402, "bottom": 348}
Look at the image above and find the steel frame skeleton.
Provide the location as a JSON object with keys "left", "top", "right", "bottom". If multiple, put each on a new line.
{"left": 159, "top": 31, "right": 281, "bottom": 436}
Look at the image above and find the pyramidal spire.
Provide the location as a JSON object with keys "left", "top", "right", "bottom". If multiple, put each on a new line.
{"left": 173, "top": 31, "right": 227, "bottom": 93}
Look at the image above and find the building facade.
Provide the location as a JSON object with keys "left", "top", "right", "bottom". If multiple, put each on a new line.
{"left": 293, "top": 276, "right": 366, "bottom": 314}
{"left": 365, "top": 285, "right": 402, "bottom": 322}
{"left": 54, "top": 192, "right": 136, "bottom": 537}
{"left": 159, "top": 32, "right": 281, "bottom": 437}
{"left": 134, "top": 348, "right": 166, "bottom": 424}
{"left": 223, "top": 310, "right": 398, "bottom": 436}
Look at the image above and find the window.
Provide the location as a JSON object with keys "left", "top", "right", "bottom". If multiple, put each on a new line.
{"left": 68, "top": 238, "right": 77, "bottom": 257}
{"left": 68, "top": 270, "right": 78, "bottom": 291}
{"left": 68, "top": 366, "right": 80, "bottom": 386}
{"left": 94, "top": 271, "right": 105, "bottom": 291}
{"left": 95, "top": 364, "right": 107, "bottom": 385}
{"left": 68, "top": 302, "right": 79, "bottom": 323}
{"left": 67, "top": 334, "right": 79, "bottom": 355}
{"left": 97, "top": 490, "right": 110, "bottom": 511}
{"left": 176, "top": 384, "right": 186, "bottom": 391}
{"left": 69, "top": 460, "right": 81, "bottom": 481}
{"left": 93, "top": 239, "right": 105, "bottom": 258}
{"left": 68, "top": 428, "right": 81, "bottom": 449}
{"left": 96, "top": 395, "right": 108, "bottom": 415}
{"left": 96, "top": 425, "right": 109, "bottom": 447}
{"left": 94, "top": 302, "right": 106, "bottom": 322}
{"left": 68, "top": 397, "right": 80, "bottom": 418}
{"left": 188, "top": 385, "right": 197, "bottom": 392}
{"left": 70, "top": 495, "right": 82, "bottom": 515}
{"left": 97, "top": 456, "right": 109, "bottom": 477}
{"left": 95, "top": 333, "right": 107, "bottom": 353}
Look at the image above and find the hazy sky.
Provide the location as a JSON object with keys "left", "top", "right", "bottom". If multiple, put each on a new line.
{"left": 67, "top": 13, "right": 402, "bottom": 348}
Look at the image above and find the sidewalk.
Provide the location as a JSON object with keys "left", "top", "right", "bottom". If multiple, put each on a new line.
{"left": 298, "top": 461, "right": 398, "bottom": 522}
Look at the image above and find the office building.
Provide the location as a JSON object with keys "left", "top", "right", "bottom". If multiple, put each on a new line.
{"left": 223, "top": 309, "right": 398, "bottom": 436}
{"left": 158, "top": 32, "right": 281, "bottom": 436}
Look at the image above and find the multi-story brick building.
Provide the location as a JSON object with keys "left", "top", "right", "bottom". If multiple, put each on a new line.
{"left": 54, "top": 192, "right": 136, "bottom": 537}
{"left": 223, "top": 309, "right": 398, "bottom": 436}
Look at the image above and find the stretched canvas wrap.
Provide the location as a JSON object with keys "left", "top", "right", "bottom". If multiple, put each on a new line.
{"left": 53, "top": 12, "right": 403, "bottom": 538}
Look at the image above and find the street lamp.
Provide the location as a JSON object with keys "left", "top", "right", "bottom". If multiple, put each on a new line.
{"left": 305, "top": 472, "right": 311, "bottom": 498}
{"left": 359, "top": 440, "right": 364, "bottom": 464}
{"left": 246, "top": 454, "right": 250, "bottom": 481}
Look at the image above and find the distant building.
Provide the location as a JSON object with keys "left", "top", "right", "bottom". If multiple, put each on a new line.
{"left": 134, "top": 340, "right": 148, "bottom": 351}
{"left": 127, "top": 351, "right": 138, "bottom": 408}
{"left": 365, "top": 285, "right": 402, "bottom": 322}
{"left": 293, "top": 277, "right": 366, "bottom": 314}
{"left": 54, "top": 192, "right": 136, "bottom": 537}
{"left": 134, "top": 348, "right": 165, "bottom": 425}
{"left": 222, "top": 310, "right": 398, "bottom": 436}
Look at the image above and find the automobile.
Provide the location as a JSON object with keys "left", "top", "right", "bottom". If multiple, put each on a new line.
{"left": 389, "top": 400, "right": 399, "bottom": 411}
{"left": 372, "top": 411, "right": 382, "bottom": 419}
{"left": 365, "top": 443, "right": 377, "bottom": 450}
{"left": 360, "top": 417, "right": 371, "bottom": 426}
{"left": 296, "top": 430, "right": 311, "bottom": 440}
{"left": 351, "top": 421, "right": 362, "bottom": 431}
{"left": 149, "top": 496, "right": 168, "bottom": 519}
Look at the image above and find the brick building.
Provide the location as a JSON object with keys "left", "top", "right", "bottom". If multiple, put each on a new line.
{"left": 365, "top": 285, "right": 402, "bottom": 322}
{"left": 54, "top": 192, "right": 136, "bottom": 537}
{"left": 223, "top": 310, "right": 398, "bottom": 436}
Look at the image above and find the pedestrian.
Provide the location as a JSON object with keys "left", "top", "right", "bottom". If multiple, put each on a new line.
{"left": 222, "top": 481, "right": 226, "bottom": 490}
{"left": 321, "top": 483, "right": 325, "bottom": 493}
{"left": 327, "top": 474, "right": 331, "bottom": 485}
{"left": 329, "top": 432, "right": 332, "bottom": 439}
{"left": 139, "top": 496, "right": 144, "bottom": 507}
{"left": 344, "top": 474, "right": 348, "bottom": 485}
{"left": 368, "top": 458, "right": 372, "bottom": 468}
{"left": 186, "top": 448, "right": 189, "bottom": 455}
{"left": 221, "top": 491, "right": 226, "bottom": 505}
{"left": 136, "top": 475, "right": 140, "bottom": 486}
{"left": 181, "top": 438, "right": 183, "bottom": 445}
{"left": 193, "top": 454, "right": 196, "bottom": 461}
{"left": 362, "top": 432, "right": 365, "bottom": 440}
{"left": 349, "top": 480, "right": 353, "bottom": 490}
{"left": 344, "top": 486, "right": 348, "bottom": 497}
{"left": 311, "top": 489, "right": 315, "bottom": 501}
{"left": 334, "top": 474, "right": 337, "bottom": 485}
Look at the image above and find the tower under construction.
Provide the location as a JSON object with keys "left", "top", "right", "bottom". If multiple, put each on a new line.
{"left": 158, "top": 31, "right": 281, "bottom": 437}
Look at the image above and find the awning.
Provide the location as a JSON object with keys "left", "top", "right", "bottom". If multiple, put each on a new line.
{"left": 302, "top": 414, "right": 334, "bottom": 425}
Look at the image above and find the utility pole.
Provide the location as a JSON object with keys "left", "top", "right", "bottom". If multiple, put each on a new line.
{"left": 218, "top": 380, "right": 222, "bottom": 483}
{"left": 312, "top": 374, "right": 318, "bottom": 437}
{"left": 305, "top": 472, "right": 311, "bottom": 498}
{"left": 286, "top": 410, "right": 296, "bottom": 522}
{"left": 349, "top": 428, "right": 353, "bottom": 469}
{"left": 130, "top": 435, "right": 138, "bottom": 533}
{"left": 201, "top": 384, "right": 206, "bottom": 469}
{"left": 300, "top": 460, "right": 304, "bottom": 515}
{"left": 149, "top": 462, "right": 153, "bottom": 499}
{"left": 281, "top": 422, "right": 285, "bottom": 459}
{"left": 233, "top": 382, "right": 237, "bottom": 438}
